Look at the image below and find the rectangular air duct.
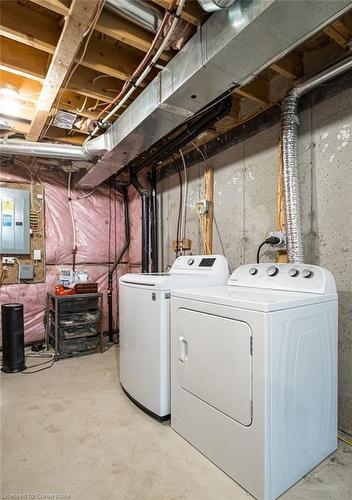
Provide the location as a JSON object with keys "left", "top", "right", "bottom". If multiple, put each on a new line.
{"left": 74, "top": 1, "right": 352, "bottom": 187}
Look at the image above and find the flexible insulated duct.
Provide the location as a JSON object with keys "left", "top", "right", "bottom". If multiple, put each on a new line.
{"left": 281, "top": 56, "right": 352, "bottom": 263}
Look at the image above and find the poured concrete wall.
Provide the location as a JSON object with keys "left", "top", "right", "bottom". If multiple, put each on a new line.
{"left": 158, "top": 88, "right": 352, "bottom": 434}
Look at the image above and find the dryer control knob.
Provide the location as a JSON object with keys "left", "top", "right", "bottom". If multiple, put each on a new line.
{"left": 289, "top": 268, "right": 299, "bottom": 277}
{"left": 249, "top": 267, "right": 258, "bottom": 275}
{"left": 187, "top": 258, "right": 195, "bottom": 266}
{"left": 266, "top": 265, "right": 279, "bottom": 277}
{"left": 302, "top": 268, "right": 313, "bottom": 278}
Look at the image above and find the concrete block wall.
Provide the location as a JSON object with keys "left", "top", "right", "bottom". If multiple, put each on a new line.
{"left": 158, "top": 88, "right": 352, "bottom": 434}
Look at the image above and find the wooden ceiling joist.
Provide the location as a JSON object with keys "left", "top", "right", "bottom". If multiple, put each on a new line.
{"left": 26, "top": 0, "right": 102, "bottom": 141}
{"left": 235, "top": 77, "right": 270, "bottom": 105}
{"left": 28, "top": 0, "right": 171, "bottom": 61}
{"left": 0, "top": 2, "right": 145, "bottom": 83}
{"left": 270, "top": 53, "right": 303, "bottom": 80}
{"left": 0, "top": 37, "right": 49, "bottom": 82}
{"left": 323, "top": 20, "right": 351, "bottom": 48}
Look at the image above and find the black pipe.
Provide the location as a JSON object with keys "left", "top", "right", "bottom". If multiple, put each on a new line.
{"left": 130, "top": 172, "right": 150, "bottom": 274}
{"left": 127, "top": 94, "right": 232, "bottom": 175}
{"left": 150, "top": 166, "right": 158, "bottom": 273}
{"left": 107, "top": 185, "right": 130, "bottom": 343}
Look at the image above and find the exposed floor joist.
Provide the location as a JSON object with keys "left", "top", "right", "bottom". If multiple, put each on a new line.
{"left": 26, "top": 0, "right": 101, "bottom": 141}
{"left": 28, "top": 0, "right": 172, "bottom": 61}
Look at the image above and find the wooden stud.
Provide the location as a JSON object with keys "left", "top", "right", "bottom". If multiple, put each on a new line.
{"left": 27, "top": 0, "right": 101, "bottom": 141}
{"left": 204, "top": 167, "right": 214, "bottom": 255}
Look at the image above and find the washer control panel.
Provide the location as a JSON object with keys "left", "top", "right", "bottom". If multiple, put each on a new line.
{"left": 170, "top": 255, "right": 229, "bottom": 278}
{"left": 229, "top": 263, "right": 336, "bottom": 294}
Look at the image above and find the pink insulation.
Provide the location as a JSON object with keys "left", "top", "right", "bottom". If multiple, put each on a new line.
{"left": 0, "top": 167, "right": 142, "bottom": 343}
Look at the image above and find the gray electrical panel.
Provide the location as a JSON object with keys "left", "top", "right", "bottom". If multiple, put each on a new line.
{"left": 0, "top": 187, "right": 30, "bottom": 255}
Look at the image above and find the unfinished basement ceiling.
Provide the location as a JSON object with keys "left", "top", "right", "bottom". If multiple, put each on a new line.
{"left": 1, "top": 1, "right": 352, "bottom": 184}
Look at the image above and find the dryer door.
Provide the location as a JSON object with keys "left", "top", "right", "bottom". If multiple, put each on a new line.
{"left": 176, "top": 308, "right": 252, "bottom": 426}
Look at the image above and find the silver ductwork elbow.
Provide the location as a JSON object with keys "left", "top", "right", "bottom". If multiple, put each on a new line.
{"left": 198, "top": 0, "right": 237, "bottom": 12}
{"left": 105, "top": 0, "right": 162, "bottom": 33}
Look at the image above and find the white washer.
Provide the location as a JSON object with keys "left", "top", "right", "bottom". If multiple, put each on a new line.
{"left": 119, "top": 255, "right": 229, "bottom": 420}
{"left": 171, "top": 263, "right": 338, "bottom": 500}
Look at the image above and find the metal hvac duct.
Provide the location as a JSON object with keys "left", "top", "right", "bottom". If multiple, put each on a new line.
{"left": 281, "top": 56, "right": 352, "bottom": 263}
{"left": 0, "top": 139, "right": 98, "bottom": 161}
{"left": 198, "top": 0, "right": 237, "bottom": 12}
{"left": 75, "top": 0, "right": 351, "bottom": 188}
{"left": 105, "top": 0, "right": 162, "bottom": 33}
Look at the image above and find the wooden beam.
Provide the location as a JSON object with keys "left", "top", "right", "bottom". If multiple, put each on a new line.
{"left": 27, "top": 0, "right": 101, "bottom": 141}
{"left": 271, "top": 53, "right": 303, "bottom": 80}
{"left": 0, "top": 36, "right": 49, "bottom": 82}
{"left": 45, "top": 127, "right": 87, "bottom": 144}
{"left": 235, "top": 77, "right": 269, "bottom": 105}
{"left": 1, "top": 2, "right": 146, "bottom": 82}
{"left": 0, "top": 116, "right": 30, "bottom": 135}
{"left": 204, "top": 167, "right": 214, "bottom": 255}
{"left": 324, "top": 24, "right": 350, "bottom": 48}
{"left": 28, "top": 0, "right": 171, "bottom": 61}
{"left": 0, "top": 1, "right": 60, "bottom": 54}
{"left": 29, "top": 0, "right": 69, "bottom": 17}
{"left": 0, "top": 71, "right": 42, "bottom": 104}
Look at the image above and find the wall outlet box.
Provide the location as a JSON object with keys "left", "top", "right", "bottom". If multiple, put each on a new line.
{"left": 34, "top": 249, "right": 41, "bottom": 260}
{"left": 172, "top": 239, "right": 192, "bottom": 252}
{"left": 269, "top": 231, "right": 287, "bottom": 250}
{"left": 19, "top": 264, "right": 34, "bottom": 279}
{"left": 2, "top": 256, "right": 15, "bottom": 264}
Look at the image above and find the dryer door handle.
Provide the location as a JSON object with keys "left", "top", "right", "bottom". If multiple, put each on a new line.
{"left": 178, "top": 336, "right": 188, "bottom": 362}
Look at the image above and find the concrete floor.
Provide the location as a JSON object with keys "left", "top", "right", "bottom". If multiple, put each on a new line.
{"left": 1, "top": 347, "right": 351, "bottom": 500}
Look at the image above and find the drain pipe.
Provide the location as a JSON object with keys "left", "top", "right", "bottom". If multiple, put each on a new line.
{"left": 130, "top": 171, "right": 151, "bottom": 274}
{"left": 281, "top": 56, "right": 352, "bottom": 263}
{"left": 107, "top": 185, "right": 130, "bottom": 343}
{"left": 150, "top": 166, "right": 159, "bottom": 273}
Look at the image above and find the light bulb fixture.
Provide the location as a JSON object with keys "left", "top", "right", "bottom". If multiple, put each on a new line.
{"left": 0, "top": 85, "right": 20, "bottom": 118}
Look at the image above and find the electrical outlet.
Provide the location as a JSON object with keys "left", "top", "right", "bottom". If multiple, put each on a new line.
{"left": 196, "top": 199, "right": 209, "bottom": 215}
{"left": 269, "top": 231, "right": 287, "bottom": 250}
{"left": 34, "top": 249, "right": 41, "bottom": 261}
{"left": 2, "top": 257, "right": 15, "bottom": 264}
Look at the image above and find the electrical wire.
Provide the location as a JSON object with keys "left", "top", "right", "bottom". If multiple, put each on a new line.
{"left": 256, "top": 241, "right": 267, "bottom": 264}
{"left": 173, "top": 153, "right": 183, "bottom": 257}
{"left": 338, "top": 435, "right": 352, "bottom": 446}
{"left": 89, "top": 0, "right": 185, "bottom": 138}
{"left": 22, "top": 358, "right": 56, "bottom": 374}
{"left": 40, "top": 0, "right": 105, "bottom": 139}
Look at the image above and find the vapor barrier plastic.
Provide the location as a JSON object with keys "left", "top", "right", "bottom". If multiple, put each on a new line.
{"left": 0, "top": 168, "right": 140, "bottom": 343}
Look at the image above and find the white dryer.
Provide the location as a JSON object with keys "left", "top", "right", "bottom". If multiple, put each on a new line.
{"left": 119, "top": 255, "right": 229, "bottom": 420}
{"left": 171, "top": 263, "right": 338, "bottom": 500}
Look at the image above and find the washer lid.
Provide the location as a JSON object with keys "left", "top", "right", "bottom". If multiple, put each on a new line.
{"left": 119, "top": 273, "right": 229, "bottom": 290}
{"left": 172, "top": 286, "right": 337, "bottom": 312}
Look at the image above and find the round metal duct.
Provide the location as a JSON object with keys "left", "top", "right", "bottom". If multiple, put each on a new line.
{"left": 105, "top": 0, "right": 162, "bottom": 33}
{"left": 198, "top": 0, "right": 237, "bottom": 12}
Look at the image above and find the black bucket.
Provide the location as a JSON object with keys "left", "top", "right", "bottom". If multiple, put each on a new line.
{"left": 1, "top": 303, "right": 26, "bottom": 373}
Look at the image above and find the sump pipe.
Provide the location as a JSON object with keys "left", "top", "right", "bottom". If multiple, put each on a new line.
{"left": 107, "top": 185, "right": 130, "bottom": 343}
{"left": 281, "top": 56, "right": 352, "bottom": 263}
{"left": 130, "top": 172, "right": 150, "bottom": 274}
